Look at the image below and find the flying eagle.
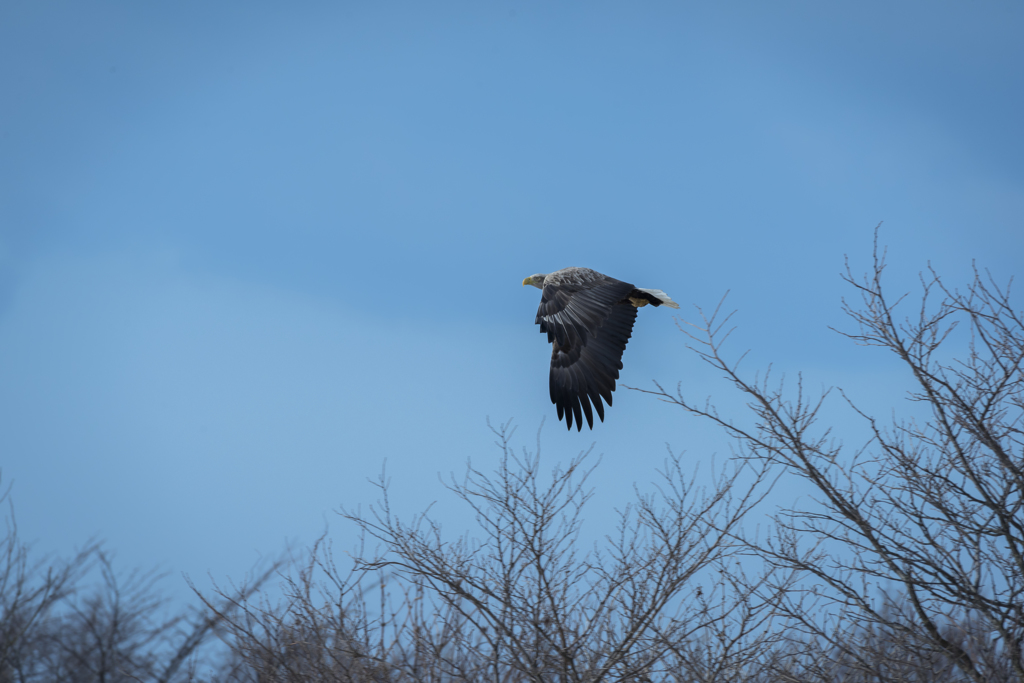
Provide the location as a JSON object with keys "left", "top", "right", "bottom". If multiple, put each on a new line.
{"left": 523, "top": 267, "right": 680, "bottom": 431}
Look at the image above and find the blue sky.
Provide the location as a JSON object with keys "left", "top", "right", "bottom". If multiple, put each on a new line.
{"left": 1, "top": 1, "right": 1022, "bottom": 601}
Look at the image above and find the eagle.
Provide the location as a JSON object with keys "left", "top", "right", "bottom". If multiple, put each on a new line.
{"left": 523, "top": 267, "right": 679, "bottom": 431}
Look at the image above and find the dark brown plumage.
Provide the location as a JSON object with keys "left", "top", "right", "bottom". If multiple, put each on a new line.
{"left": 523, "top": 267, "right": 679, "bottom": 431}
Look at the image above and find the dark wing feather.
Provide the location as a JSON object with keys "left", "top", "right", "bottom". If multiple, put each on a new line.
{"left": 536, "top": 275, "right": 638, "bottom": 430}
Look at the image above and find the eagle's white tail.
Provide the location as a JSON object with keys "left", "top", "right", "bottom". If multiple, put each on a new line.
{"left": 636, "top": 288, "right": 680, "bottom": 309}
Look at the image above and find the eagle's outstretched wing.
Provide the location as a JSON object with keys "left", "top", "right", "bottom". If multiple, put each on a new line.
{"left": 535, "top": 270, "right": 638, "bottom": 431}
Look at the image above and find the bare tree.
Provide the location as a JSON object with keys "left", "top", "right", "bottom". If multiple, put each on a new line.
{"left": 200, "top": 439, "right": 785, "bottom": 683}
{"left": 30, "top": 552, "right": 187, "bottom": 682}
{"left": 334, "top": 422, "right": 777, "bottom": 683}
{"left": 641, "top": 233, "right": 1024, "bottom": 682}
{"left": 192, "top": 540, "right": 392, "bottom": 683}
{"left": 0, "top": 485, "right": 97, "bottom": 682}
{"left": 0, "top": 482, "right": 280, "bottom": 683}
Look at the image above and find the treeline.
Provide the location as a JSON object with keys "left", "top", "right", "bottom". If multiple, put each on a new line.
{"left": 3, "top": 243, "right": 1021, "bottom": 682}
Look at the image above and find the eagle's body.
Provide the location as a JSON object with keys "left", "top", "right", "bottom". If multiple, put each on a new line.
{"left": 523, "top": 267, "right": 679, "bottom": 431}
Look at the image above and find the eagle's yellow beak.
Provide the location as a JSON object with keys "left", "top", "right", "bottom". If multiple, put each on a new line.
{"left": 522, "top": 277, "right": 531, "bottom": 286}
